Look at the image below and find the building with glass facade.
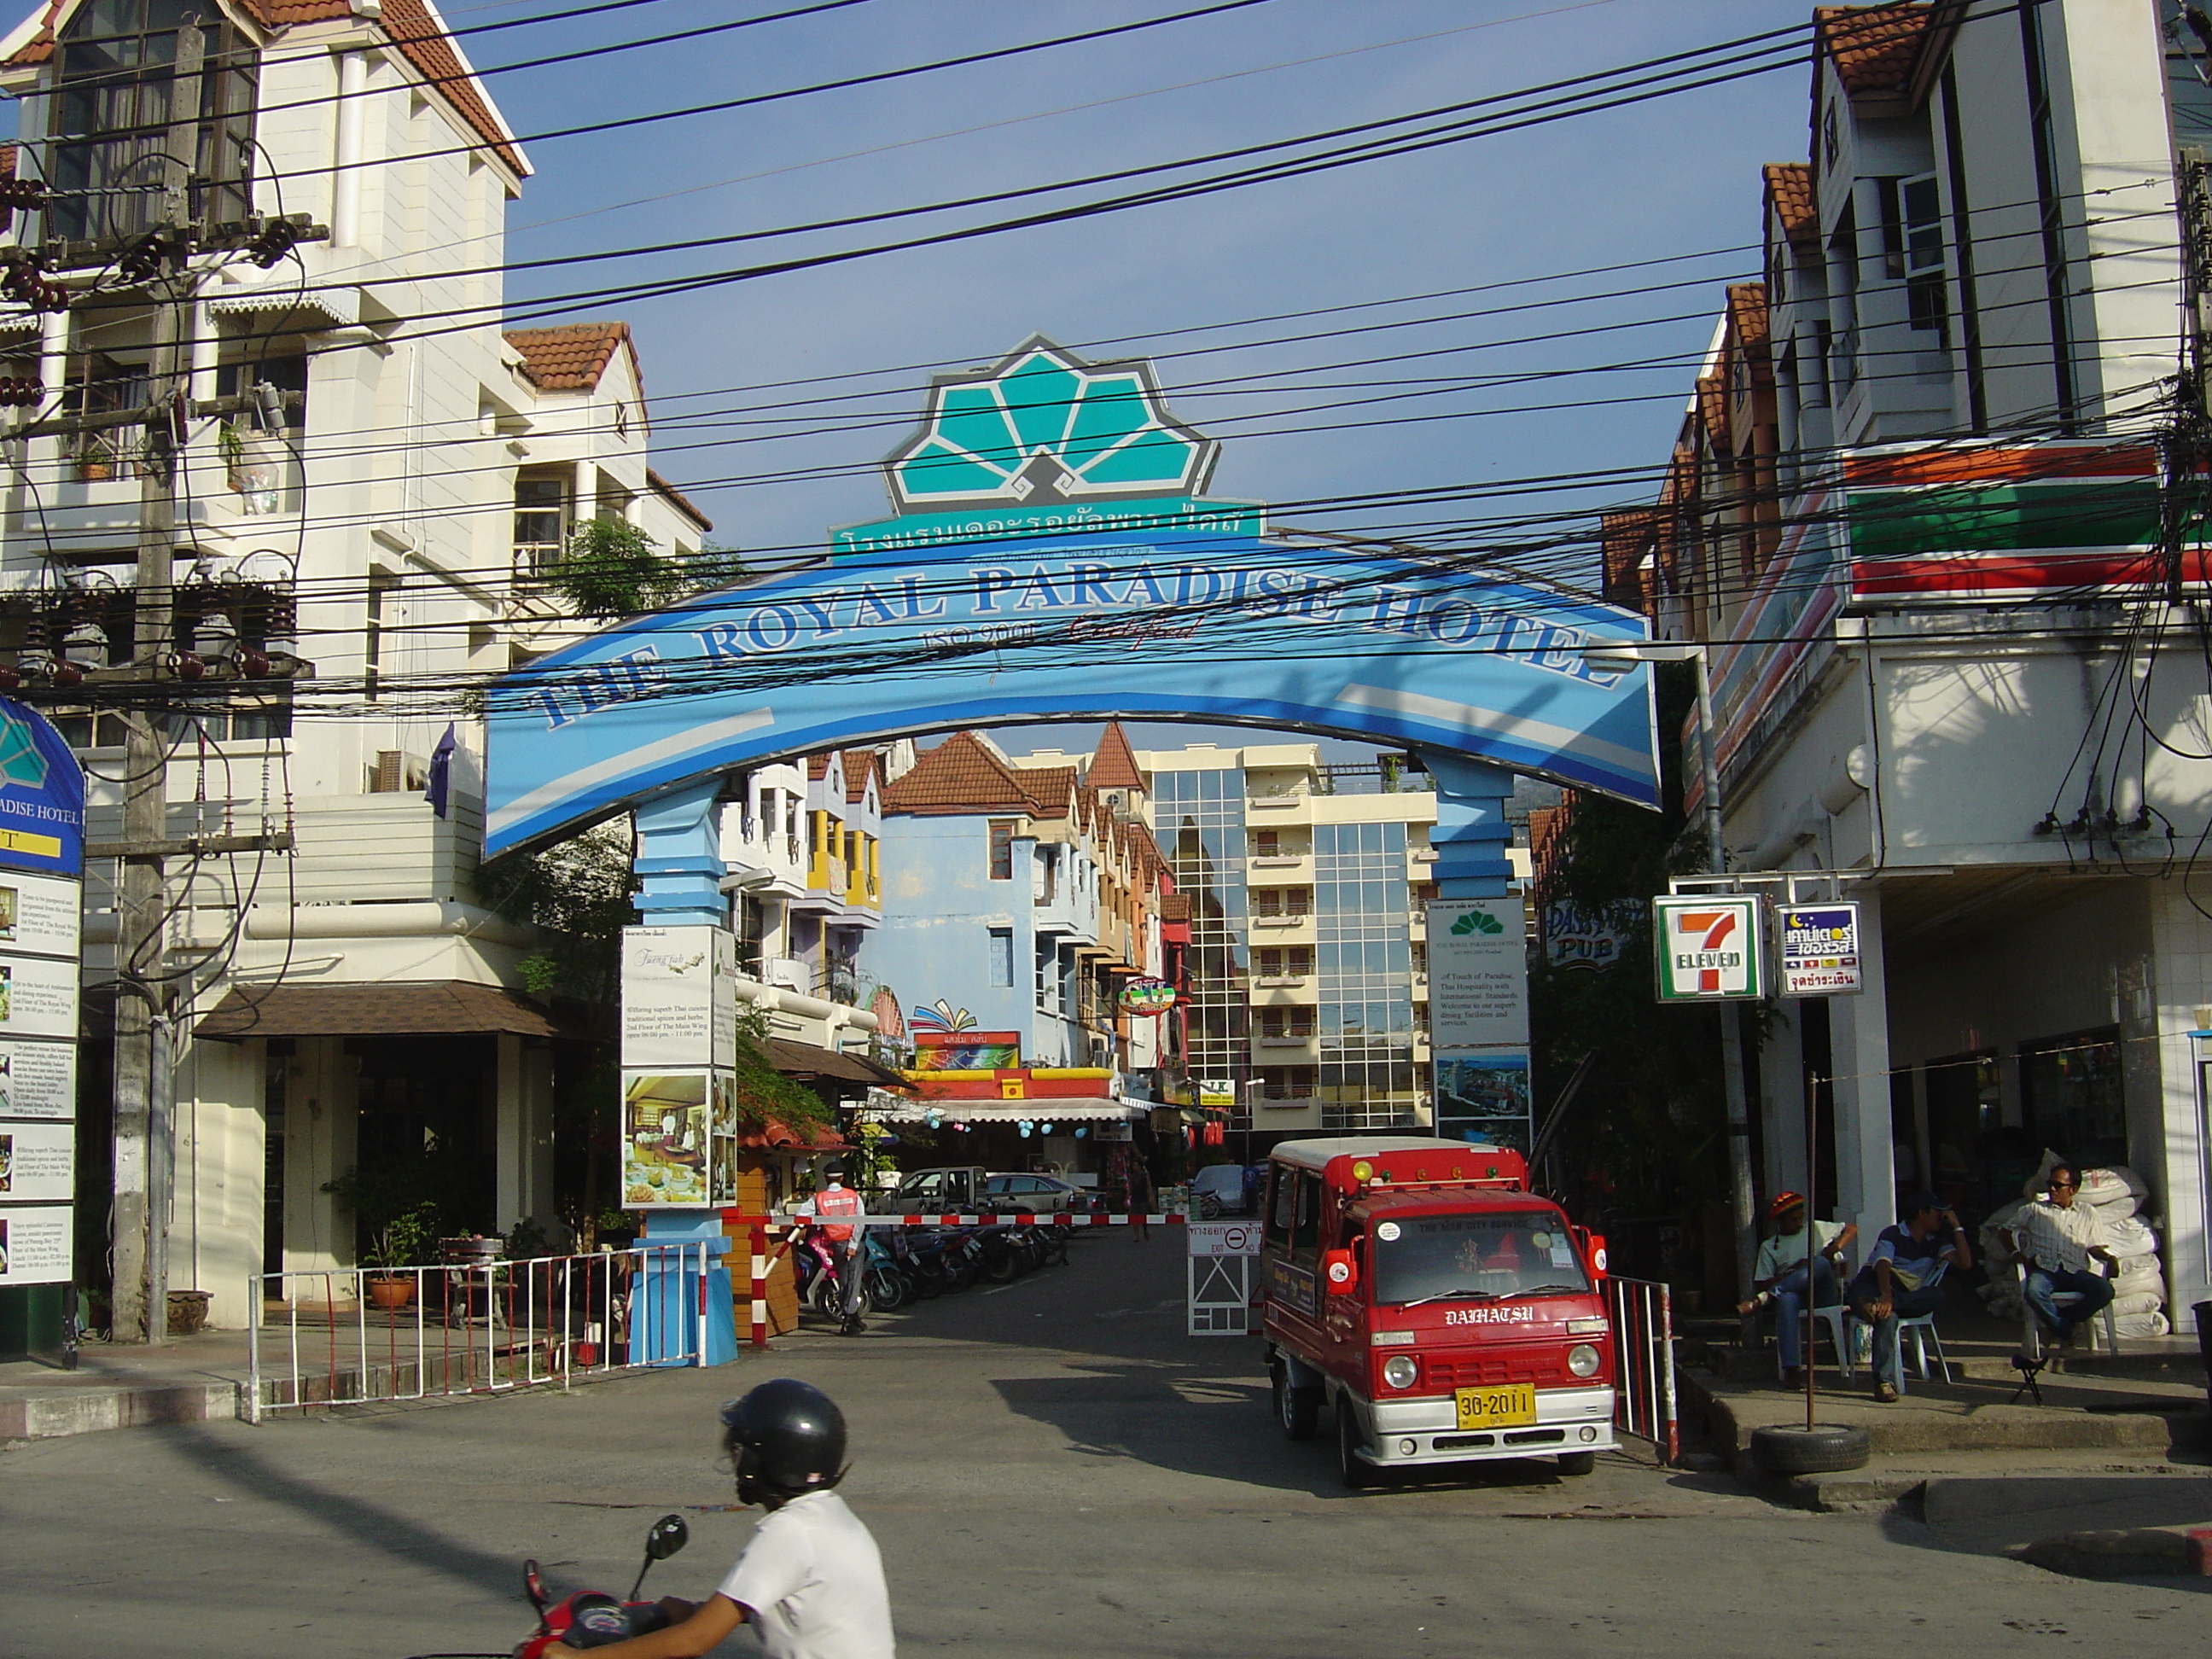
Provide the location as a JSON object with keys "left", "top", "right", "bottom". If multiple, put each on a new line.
{"left": 1126, "top": 742, "right": 1442, "bottom": 1137}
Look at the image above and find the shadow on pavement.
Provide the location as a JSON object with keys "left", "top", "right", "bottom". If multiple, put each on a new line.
{"left": 156, "top": 1417, "right": 528, "bottom": 1597}
{"left": 1879, "top": 1470, "right": 2212, "bottom": 1591}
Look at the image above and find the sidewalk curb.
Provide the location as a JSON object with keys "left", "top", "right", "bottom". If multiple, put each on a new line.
{"left": 0, "top": 1379, "right": 240, "bottom": 1443}
{"left": 2015, "top": 1527, "right": 2212, "bottom": 1580}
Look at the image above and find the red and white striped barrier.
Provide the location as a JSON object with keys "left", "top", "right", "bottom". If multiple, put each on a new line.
{"left": 815, "top": 1212, "right": 1190, "bottom": 1228}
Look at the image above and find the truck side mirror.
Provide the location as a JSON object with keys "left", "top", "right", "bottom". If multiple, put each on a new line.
{"left": 1581, "top": 1229, "right": 1609, "bottom": 1278}
{"left": 1321, "top": 1247, "right": 1359, "bottom": 1295}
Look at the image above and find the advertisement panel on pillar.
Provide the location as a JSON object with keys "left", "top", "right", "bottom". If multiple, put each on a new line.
{"left": 1425, "top": 896, "right": 1529, "bottom": 1048}
{"left": 622, "top": 927, "right": 739, "bottom": 1069}
{"left": 0, "top": 1119, "right": 73, "bottom": 1201}
{"left": 1651, "top": 894, "right": 1767, "bottom": 1002}
{"left": 621, "top": 1069, "right": 714, "bottom": 1208}
{"left": 0, "top": 1204, "right": 72, "bottom": 1284}
{"left": 0, "top": 1038, "right": 75, "bottom": 1119}
{"left": 1433, "top": 1052, "right": 1533, "bottom": 1150}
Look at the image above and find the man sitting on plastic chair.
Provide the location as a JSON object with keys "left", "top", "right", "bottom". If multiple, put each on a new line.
{"left": 2007, "top": 1162, "right": 2118, "bottom": 1351}
{"left": 1737, "top": 1191, "right": 1855, "bottom": 1388}
{"left": 1848, "top": 1192, "right": 1971, "bottom": 1404}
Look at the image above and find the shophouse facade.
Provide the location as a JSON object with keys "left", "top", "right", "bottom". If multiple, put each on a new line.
{"left": 0, "top": 0, "right": 873, "bottom": 1328}
{"left": 870, "top": 725, "right": 1168, "bottom": 1079}
{"left": 1608, "top": 0, "right": 2212, "bottom": 1330}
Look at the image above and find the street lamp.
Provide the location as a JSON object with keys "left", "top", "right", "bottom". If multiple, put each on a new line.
{"left": 1582, "top": 640, "right": 1757, "bottom": 1317}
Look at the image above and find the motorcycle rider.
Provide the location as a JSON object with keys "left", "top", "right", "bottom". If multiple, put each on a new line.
{"left": 797, "top": 1164, "right": 869, "bottom": 1335}
{"left": 540, "top": 1378, "right": 894, "bottom": 1659}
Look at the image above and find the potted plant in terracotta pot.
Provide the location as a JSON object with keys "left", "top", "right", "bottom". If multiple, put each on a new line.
{"left": 362, "top": 1202, "right": 438, "bottom": 1310}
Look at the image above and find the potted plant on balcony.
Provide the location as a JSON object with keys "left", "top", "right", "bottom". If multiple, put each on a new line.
{"left": 362, "top": 1201, "right": 439, "bottom": 1310}
{"left": 75, "top": 436, "right": 117, "bottom": 482}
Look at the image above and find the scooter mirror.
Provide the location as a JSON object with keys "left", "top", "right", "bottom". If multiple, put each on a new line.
{"left": 646, "top": 1514, "right": 690, "bottom": 1560}
{"left": 522, "top": 1559, "right": 550, "bottom": 1613}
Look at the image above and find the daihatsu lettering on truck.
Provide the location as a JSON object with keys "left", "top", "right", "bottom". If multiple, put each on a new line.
{"left": 1259, "top": 1137, "right": 1613, "bottom": 1487}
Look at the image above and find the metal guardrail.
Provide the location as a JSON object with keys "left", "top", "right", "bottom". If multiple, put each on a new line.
{"left": 243, "top": 1244, "right": 708, "bottom": 1422}
{"left": 1605, "top": 1274, "right": 1679, "bottom": 1464}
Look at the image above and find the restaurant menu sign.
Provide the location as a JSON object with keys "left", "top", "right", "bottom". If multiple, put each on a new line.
{"left": 0, "top": 699, "right": 83, "bottom": 1288}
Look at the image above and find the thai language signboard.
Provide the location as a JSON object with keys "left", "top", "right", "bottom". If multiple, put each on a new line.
{"left": 1779, "top": 903, "right": 1862, "bottom": 998}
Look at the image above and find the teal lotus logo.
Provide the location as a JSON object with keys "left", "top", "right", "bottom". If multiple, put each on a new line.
{"left": 0, "top": 712, "right": 47, "bottom": 789}
{"left": 1450, "top": 910, "right": 1504, "bottom": 936}
{"left": 884, "top": 335, "right": 1218, "bottom": 512}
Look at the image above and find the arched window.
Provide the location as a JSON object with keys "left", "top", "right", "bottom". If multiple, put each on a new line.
{"left": 48, "top": 0, "right": 259, "bottom": 243}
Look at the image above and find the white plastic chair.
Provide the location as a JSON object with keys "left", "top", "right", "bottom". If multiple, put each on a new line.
{"left": 2020, "top": 1258, "right": 2121, "bottom": 1359}
{"left": 1774, "top": 1302, "right": 1854, "bottom": 1380}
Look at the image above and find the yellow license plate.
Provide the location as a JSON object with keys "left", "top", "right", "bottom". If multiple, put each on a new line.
{"left": 1454, "top": 1383, "right": 1537, "bottom": 1429}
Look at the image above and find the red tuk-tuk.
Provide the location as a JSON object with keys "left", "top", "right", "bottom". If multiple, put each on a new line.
{"left": 1259, "top": 1136, "right": 1614, "bottom": 1487}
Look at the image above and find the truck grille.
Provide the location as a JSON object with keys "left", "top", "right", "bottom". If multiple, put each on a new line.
{"left": 1424, "top": 1351, "right": 1567, "bottom": 1389}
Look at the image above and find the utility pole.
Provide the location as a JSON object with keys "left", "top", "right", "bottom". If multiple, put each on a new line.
{"left": 108, "top": 26, "right": 201, "bottom": 1347}
{"left": 3, "top": 35, "right": 317, "bottom": 1345}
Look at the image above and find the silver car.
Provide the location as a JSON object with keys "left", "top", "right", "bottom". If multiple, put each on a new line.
{"left": 982, "top": 1172, "right": 1085, "bottom": 1214}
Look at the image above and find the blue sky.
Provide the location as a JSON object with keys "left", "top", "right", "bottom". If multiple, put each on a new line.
{"left": 451, "top": 0, "right": 1814, "bottom": 758}
{"left": 463, "top": 0, "right": 1811, "bottom": 562}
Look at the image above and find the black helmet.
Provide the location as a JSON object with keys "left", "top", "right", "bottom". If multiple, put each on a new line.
{"left": 719, "top": 1379, "right": 847, "bottom": 1505}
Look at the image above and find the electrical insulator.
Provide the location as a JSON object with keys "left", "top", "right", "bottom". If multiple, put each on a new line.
{"left": 0, "top": 378, "right": 43, "bottom": 407}
{"left": 0, "top": 178, "right": 49, "bottom": 211}
{"left": 247, "top": 216, "right": 303, "bottom": 269}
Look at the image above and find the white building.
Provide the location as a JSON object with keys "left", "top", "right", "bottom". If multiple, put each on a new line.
{"left": 1617, "top": 1, "right": 2212, "bottom": 1331}
{"left": 0, "top": 0, "right": 745, "bottom": 1326}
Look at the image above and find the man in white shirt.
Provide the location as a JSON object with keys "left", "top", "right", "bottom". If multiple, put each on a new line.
{"left": 1737, "top": 1191, "right": 1856, "bottom": 1386}
{"left": 2006, "top": 1162, "right": 2118, "bottom": 1348}
{"left": 545, "top": 1379, "right": 894, "bottom": 1659}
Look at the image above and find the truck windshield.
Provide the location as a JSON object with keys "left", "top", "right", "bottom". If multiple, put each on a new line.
{"left": 1371, "top": 1211, "right": 1590, "bottom": 1306}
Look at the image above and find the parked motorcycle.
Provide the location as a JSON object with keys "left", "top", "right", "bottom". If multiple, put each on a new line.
{"left": 407, "top": 1512, "right": 689, "bottom": 1658}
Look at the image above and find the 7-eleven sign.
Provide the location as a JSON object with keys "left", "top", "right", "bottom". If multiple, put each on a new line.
{"left": 1652, "top": 895, "right": 1767, "bottom": 1001}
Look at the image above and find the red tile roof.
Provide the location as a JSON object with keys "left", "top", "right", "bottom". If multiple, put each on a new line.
{"left": 1726, "top": 282, "right": 1769, "bottom": 351}
{"left": 1086, "top": 720, "right": 1146, "bottom": 791}
{"left": 5, "top": 0, "right": 525, "bottom": 174}
{"left": 647, "top": 469, "right": 712, "bottom": 532}
{"left": 505, "top": 322, "right": 636, "bottom": 391}
{"left": 841, "top": 749, "right": 879, "bottom": 806}
{"left": 1764, "top": 162, "right": 1815, "bottom": 245}
{"left": 1815, "top": 3, "right": 1931, "bottom": 97}
{"left": 1696, "top": 375, "right": 1727, "bottom": 451}
{"left": 881, "top": 731, "right": 1042, "bottom": 817}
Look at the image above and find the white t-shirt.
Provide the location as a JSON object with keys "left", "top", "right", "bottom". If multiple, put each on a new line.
{"left": 718, "top": 1490, "right": 895, "bottom": 1659}
{"left": 1755, "top": 1220, "right": 1847, "bottom": 1283}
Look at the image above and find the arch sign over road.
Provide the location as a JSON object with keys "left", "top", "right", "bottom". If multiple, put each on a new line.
{"left": 481, "top": 337, "right": 1661, "bottom": 864}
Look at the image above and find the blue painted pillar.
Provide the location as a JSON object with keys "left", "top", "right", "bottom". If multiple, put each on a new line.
{"left": 633, "top": 778, "right": 727, "bottom": 926}
{"left": 1418, "top": 753, "right": 1516, "bottom": 899}
{"left": 635, "top": 1209, "right": 737, "bottom": 1365}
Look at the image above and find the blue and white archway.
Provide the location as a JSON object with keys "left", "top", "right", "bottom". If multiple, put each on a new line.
{"left": 481, "top": 339, "right": 1661, "bottom": 922}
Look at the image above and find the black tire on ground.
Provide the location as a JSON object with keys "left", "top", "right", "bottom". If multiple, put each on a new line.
{"left": 1272, "top": 1360, "right": 1320, "bottom": 1441}
{"left": 1748, "top": 1423, "right": 1872, "bottom": 1476}
{"left": 1555, "top": 1450, "right": 1597, "bottom": 1476}
{"left": 1198, "top": 1193, "right": 1223, "bottom": 1220}
{"left": 1336, "top": 1400, "right": 1380, "bottom": 1488}
{"left": 865, "top": 1269, "right": 905, "bottom": 1313}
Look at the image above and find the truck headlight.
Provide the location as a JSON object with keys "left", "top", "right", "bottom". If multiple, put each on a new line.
{"left": 1567, "top": 1343, "right": 1601, "bottom": 1378}
{"left": 1382, "top": 1355, "right": 1418, "bottom": 1389}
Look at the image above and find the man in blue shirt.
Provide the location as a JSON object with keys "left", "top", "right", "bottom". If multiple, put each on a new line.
{"left": 1847, "top": 1191, "right": 1971, "bottom": 1402}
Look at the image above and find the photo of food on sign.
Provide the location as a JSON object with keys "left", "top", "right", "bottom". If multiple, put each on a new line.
{"left": 0, "top": 1131, "right": 11, "bottom": 1191}
{"left": 621, "top": 1074, "right": 709, "bottom": 1206}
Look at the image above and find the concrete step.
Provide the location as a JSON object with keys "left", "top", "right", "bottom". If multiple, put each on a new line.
{"left": 0, "top": 1378, "right": 238, "bottom": 1441}
{"left": 1679, "top": 1366, "right": 2209, "bottom": 1465}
